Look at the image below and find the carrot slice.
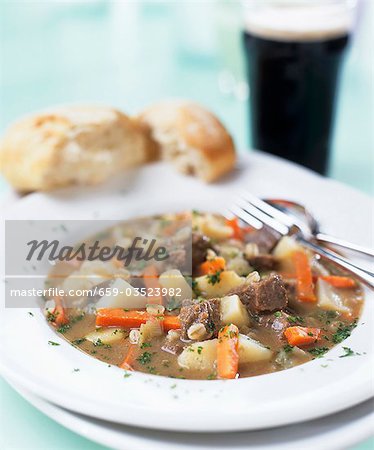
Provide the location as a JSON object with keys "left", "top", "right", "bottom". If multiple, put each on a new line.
{"left": 279, "top": 272, "right": 297, "bottom": 279}
{"left": 96, "top": 308, "right": 181, "bottom": 330}
{"left": 320, "top": 276, "right": 356, "bottom": 289}
{"left": 199, "top": 257, "right": 226, "bottom": 276}
{"left": 162, "top": 315, "right": 181, "bottom": 330}
{"left": 119, "top": 344, "right": 137, "bottom": 370}
{"left": 96, "top": 309, "right": 148, "bottom": 328}
{"left": 143, "top": 265, "right": 163, "bottom": 304}
{"left": 217, "top": 324, "right": 239, "bottom": 380}
{"left": 225, "top": 218, "right": 248, "bottom": 241}
{"left": 52, "top": 296, "right": 69, "bottom": 326}
{"left": 284, "top": 326, "right": 321, "bottom": 346}
{"left": 292, "top": 251, "right": 316, "bottom": 302}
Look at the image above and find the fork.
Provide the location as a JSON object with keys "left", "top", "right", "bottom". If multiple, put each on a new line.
{"left": 229, "top": 192, "right": 374, "bottom": 290}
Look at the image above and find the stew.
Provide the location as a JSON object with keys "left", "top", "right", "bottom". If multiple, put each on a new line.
{"left": 43, "top": 211, "right": 363, "bottom": 380}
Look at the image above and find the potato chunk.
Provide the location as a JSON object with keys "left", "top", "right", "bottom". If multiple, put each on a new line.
{"left": 273, "top": 236, "right": 303, "bottom": 272}
{"left": 195, "top": 270, "right": 245, "bottom": 298}
{"left": 95, "top": 278, "right": 147, "bottom": 309}
{"left": 197, "top": 215, "right": 233, "bottom": 240}
{"left": 238, "top": 334, "right": 273, "bottom": 363}
{"left": 159, "top": 269, "right": 192, "bottom": 303}
{"left": 220, "top": 295, "right": 250, "bottom": 328}
{"left": 178, "top": 333, "right": 272, "bottom": 371}
{"left": 178, "top": 339, "right": 218, "bottom": 371}
{"left": 316, "top": 279, "right": 350, "bottom": 314}
{"left": 85, "top": 328, "right": 126, "bottom": 345}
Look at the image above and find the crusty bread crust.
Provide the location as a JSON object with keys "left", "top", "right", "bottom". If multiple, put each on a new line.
{"left": 0, "top": 101, "right": 235, "bottom": 191}
{"left": 138, "top": 100, "right": 236, "bottom": 182}
{"left": 0, "top": 106, "right": 158, "bottom": 191}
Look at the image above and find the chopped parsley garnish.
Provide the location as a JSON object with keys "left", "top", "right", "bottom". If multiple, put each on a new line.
{"left": 48, "top": 341, "right": 60, "bottom": 346}
{"left": 57, "top": 323, "right": 71, "bottom": 334}
{"left": 93, "top": 338, "right": 104, "bottom": 347}
{"left": 137, "top": 351, "right": 152, "bottom": 365}
{"left": 287, "top": 315, "right": 304, "bottom": 325}
{"left": 206, "top": 319, "right": 216, "bottom": 333}
{"left": 197, "top": 346, "right": 203, "bottom": 354}
{"left": 206, "top": 270, "right": 222, "bottom": 286}
{"left": 147, "top": 366, "right": 157, "bottom": 374}
{"left": 332, "top": 320, "right": 358, "bottom": 344}
{"left": 72, "top": 338, "right": 86, "bottom": 345}
{"left": 207, "top": 373, "right": 216, "bottom": 380}
{"left": 57, "top": 313, "right": 84, "bottom": 334}
{"left": 123, "top": 372, "right": 132, "bottom": 378}
{"left": 46, "top": 311, "right": 58, "bottom": 322}
{"left": 73, "top": 368, "right": 80, "bottom": 372}
{"left": 339, "top": 347, "right": 355, "bottom": 358}
{"left": 308, "top": 347, "right": 329, "bottom": 358}
{"left": 318, "top": 310, "right": 338, "bottom": 325}
{"left": 166, "top": 296, "right": 180, "bottom": 312}
{"left": 140, "top": 342, "right": 152, "bottom": 349}
{"left": 283, "top": 344, "right": 294, "bottom": 353}
{"left": 274, "top": 311, "right": 282, "bottom": 318}
{"left": 191, "top": 279, "right": 201, "bottom": 296}
{"left": 72, "top": 313, "right": 85, "bottom": 323}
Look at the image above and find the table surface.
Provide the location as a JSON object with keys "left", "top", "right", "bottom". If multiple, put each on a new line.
{"left": 0, "top": 2, "right": 373, "bottom": 449}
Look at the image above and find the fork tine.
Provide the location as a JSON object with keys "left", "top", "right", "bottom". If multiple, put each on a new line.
{"left": 240, "top": 191, "right": 312, "bottom": 235}
{"left": 235, "top": 197, "right": 289, "bottom": 235}
{"left": 239, "top": 191, "right": 295, "bottom": 228}
{"left": 228, "top": 205, "right": 263, "bottom": 230}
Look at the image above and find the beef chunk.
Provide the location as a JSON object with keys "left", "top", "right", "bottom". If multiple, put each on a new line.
{"left": 245, "top": 227, "right": 279, "bottom": 254}
{"left": 179, "top": 298, "right": 221, "bottom": 340}
{"left": 229, "top": 274, "right": 288, "bottom": 314}
{"left": 247, "top": 254, "right": 279, "bottom": 271}
{"left": 284, "top": 279, "right": 297, "bottom": 304}
{"left": 192, "top": 232, "right": 211, "bottom": 269}
{"left": 257, "top": 311, "right": 290, "bottom": 344}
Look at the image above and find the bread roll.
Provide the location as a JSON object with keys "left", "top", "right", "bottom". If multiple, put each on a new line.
{"left": 138, "top": 100, "right": 236, "bottom": 182}
{"left": 0, "top": 106, "right": 158, "bottom": 191}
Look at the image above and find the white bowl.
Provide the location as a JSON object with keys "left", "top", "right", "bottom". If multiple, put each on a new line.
{"left": 1, "top": 153, "right": 373, "bottom": 432}
{"left": 6, "top": 376, "right": 374, "bottom": 450}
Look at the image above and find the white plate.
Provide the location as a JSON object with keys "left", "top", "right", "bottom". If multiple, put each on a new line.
{"left": 0, "top": 153, "right": 373, "bottom": 432}
{"left": 5, "top": 375, "right": 374, "bottom": 450}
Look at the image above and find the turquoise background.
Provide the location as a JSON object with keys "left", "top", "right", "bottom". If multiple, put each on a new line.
{"left": 0, "top": 1, "right": 373, "bottom": 449}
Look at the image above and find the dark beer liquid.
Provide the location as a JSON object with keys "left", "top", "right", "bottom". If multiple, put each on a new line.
{"left": 243, "top": 32, "right": 349, "bottom": 174}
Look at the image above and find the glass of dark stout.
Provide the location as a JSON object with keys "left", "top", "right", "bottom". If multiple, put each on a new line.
{"left": 242, "top": 0, "right": 356, "bottom": 174}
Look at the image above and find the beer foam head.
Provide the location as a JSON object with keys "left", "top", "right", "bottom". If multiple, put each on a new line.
{"left": 243, "top": 0, "right": 355, "bottom": 41}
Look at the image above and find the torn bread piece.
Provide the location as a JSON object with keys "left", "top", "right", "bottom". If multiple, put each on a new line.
{"left": 0, "top": 105, "right": 158, "bottom": 191}
{"left": 138, "top": 100, "right": 236, "bottom": 182}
